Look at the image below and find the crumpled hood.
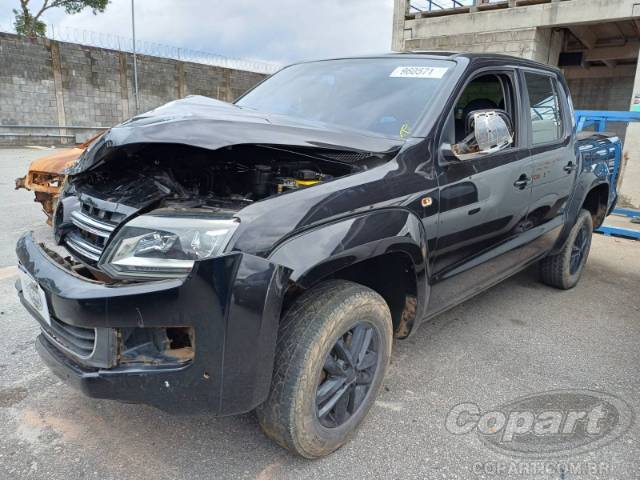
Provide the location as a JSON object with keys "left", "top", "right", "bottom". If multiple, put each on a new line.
{"left": 71, "top": 95, "right": 404, "bottom": 173}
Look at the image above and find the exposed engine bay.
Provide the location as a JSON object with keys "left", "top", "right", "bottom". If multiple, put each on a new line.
{"left": 54, "top": 143, "right": 361, "bottom": 275}
{"left": 67, "top": 143, "right": 356, "bottom": 208}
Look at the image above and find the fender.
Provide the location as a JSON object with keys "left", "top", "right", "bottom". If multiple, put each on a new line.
{"left": 550, "top": 162, "right": 612, "bottom": 255}
{"left": 268, "top": 208, "right": 430, "bottom": 323}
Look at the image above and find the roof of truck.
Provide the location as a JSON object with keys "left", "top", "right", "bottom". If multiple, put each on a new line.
{"left": 400, "top": 50, "right": 558, "bottom": 67}
{"left": 298, "top": 51, "right": 562, "bottom": 74}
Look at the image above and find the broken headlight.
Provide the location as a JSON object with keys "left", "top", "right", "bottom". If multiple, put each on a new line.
{"left": 99, "top": 214, "right": 238, "bottom": 280}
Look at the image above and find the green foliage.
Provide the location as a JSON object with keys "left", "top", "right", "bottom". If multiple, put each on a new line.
{"left": 58, "top": 0, "right": 110, "bottom": 15}
{"left": 13, "top": 9, "right": 47, "bottom": 37}
{"left": 13, "top": 0, "right": 110, "bottom": 37}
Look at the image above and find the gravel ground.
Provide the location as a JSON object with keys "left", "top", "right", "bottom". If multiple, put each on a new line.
{"left": 0, "top": 147, "right": 638, "bottom": 480}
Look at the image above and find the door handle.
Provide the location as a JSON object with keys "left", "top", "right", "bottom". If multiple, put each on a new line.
{"left": 513, "top": 174, "right": 532, "bottom": 190}
{"left": 564, "top": 162, "right": 577, "bottom": 173}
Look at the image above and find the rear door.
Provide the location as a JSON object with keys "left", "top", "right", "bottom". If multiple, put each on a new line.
{"left": 520, "top": 70, "right": 576, "bottom": 257}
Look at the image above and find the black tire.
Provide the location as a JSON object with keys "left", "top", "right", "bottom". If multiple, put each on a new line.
{"left": 256, "top": 280, "right": 393, "bottom": 458}
{"left": 539, "top": 209, "right": 593, "bottom": 290}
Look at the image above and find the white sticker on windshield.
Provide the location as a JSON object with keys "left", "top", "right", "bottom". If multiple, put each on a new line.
{"left": 390, "top": 66, "right": 448, "bottom": 79}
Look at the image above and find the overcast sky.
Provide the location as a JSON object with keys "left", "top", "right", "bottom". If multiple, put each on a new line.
{"left": 0, "top": 0, "right": 395, "bottom": 66}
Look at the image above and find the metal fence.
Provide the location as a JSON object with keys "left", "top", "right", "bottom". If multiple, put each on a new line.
{"left": 0, "top": 23, "right": 281, "bottom": 75}
{"left": 409, "top": 0, "right": 504, "bottom": 12}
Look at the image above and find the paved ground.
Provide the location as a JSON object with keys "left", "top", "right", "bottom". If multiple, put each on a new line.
{"left": 0, "top": 147, "right": 638, "bottom": 480}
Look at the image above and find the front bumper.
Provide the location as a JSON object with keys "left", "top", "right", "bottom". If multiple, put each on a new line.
{"left": 16, "top": 233, "right": 291, "bottom": 415}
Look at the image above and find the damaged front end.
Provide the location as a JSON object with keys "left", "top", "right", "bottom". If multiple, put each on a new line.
{"left": 51, "top": 96, "right": 398, "bottom": 275}
{"left": 15, "top": 139, "right": 336, "bottom": 412}
{"left": 16, "top": 95, "right": 401, "bottom": 413}
{"left": 17, "top": 232, "right": 291, "bottom": 414}
{"left": 55, "top": 141, "right": 357, "bottom": 272}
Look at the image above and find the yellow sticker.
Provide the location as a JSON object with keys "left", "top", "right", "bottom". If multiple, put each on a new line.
{"left": 400, "top": 123, "right": 411, "bottom": 139}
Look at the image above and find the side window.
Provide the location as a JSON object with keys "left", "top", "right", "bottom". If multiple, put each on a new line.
{"left": 443, "top": 72, "right": 516, "bottom": 161}
{"left": 524, "top": 72, "right": 564, "bottom": 145}
{"left": 454, "top": 74, "right": 508, "bottom": 143}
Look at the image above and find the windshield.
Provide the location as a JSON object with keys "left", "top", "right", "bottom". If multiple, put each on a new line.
{"left": 236, "top": 58, "right": 454, "bottom": 139}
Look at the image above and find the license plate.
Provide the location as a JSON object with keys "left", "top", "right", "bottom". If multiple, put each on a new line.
{"left": 19, "top": 268, "right": 51, "bottom": 326}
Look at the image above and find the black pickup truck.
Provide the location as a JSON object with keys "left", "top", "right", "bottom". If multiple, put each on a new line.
{"left": 16, "top": 53, "right": 616, "bottom": 458}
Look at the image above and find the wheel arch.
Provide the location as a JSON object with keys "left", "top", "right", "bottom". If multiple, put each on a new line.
{"left": 552, "top": 176, "right": 610, "bottom": 254}
{"left": 268, "top": 208, "right": 429, "bottom": 338}
{"left": 581, "top": 182, "right": 609, "bottom": 229}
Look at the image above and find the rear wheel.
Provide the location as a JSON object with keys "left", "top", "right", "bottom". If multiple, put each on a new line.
{"left": 256, "top": 280, "right": 392, "bottom": 458}
{"left": 539, "top": 209, "right": 593, "bottom": 289}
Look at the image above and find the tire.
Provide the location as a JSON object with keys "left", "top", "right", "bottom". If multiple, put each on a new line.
{"left": 539, "top": 209, "right": 593, "bottom": 290}
{"left": 256, "top": 280, "right": 393, "bottom": 458}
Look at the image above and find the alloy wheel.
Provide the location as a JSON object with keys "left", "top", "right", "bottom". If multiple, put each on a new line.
{"left": 315, "top": 322, "right": 379, "bottom": 428}
{"left": 570, "top": 224, "right": 589, "bottom": 275}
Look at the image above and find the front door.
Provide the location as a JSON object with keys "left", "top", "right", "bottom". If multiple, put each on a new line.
{"left": 426, "top": 70, "right": 534, "bottom": 316}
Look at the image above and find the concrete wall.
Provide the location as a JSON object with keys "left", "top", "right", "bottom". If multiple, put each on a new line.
{"left": 566, "top": 72, "right": 635, "bottom": 142}
{"left": 0, "top": 33, "right": 60, "bottom": 132}
{"left": 565, "top": 67, "right": 640, "bottom": 207}
{"left": 404, "top": 27, "right": 563, "bottom": 64}
{"left": 395, "top": 0, "right": 640, "bottom": 49}
{"left": 0, "top": 32, "right": 266, "bottom": 145}
{"left": 567, "top": 77, "right": 635, "bottom": 112}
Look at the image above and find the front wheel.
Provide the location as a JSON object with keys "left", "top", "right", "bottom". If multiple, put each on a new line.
{"left": 539, "top": 208, "right": 593, "bottom": 289}
{"left": 256, "top": 280, "right": 393, "bottom": 458}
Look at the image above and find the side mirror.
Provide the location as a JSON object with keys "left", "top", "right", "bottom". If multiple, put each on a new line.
{"left": 452, "top": 110, "right": 514, "bottom": 161}
{"left": 439, "top": 142, "right": 460, "bottom": 166}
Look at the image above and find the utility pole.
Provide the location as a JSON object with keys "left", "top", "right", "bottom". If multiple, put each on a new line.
{"left": 131, "top": 0, "right": 140, "bottom": 114}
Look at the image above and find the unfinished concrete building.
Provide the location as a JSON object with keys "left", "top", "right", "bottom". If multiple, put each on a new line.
{"left": 392, "top": 0, "right": 640, "bottom": 208}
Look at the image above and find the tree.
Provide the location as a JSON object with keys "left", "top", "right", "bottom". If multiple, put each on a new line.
{"left": 14, "top": 0, "right": 110, "bottom": 38}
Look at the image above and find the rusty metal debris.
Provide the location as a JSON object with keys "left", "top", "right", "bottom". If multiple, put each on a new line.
{"left": 14, "top": 136, "right": 98, "bottom": 224}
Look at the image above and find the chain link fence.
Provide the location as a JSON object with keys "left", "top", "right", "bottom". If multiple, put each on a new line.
{"left": 0, "top": 23, "right": 281, "bottom": 75}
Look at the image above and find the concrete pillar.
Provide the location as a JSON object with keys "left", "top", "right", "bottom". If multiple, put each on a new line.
{"left": 118, "top": 52, "right": 130, "bottom": 121}
{"left": 547, "top": 29, "right": 565, "bottom": 66}
{"left": 532, "top": 28, "right": 564, "bottom": 66}
{"left": 619, "top": 55, "right": 640, "bottom": 208}
{"left": 392, "top": 0, "right": 409, "bottom": 52}
{"left": 50, "top": 41, "right": 68, "bottom": 143}
{"left": 177, "top": 62, "right": 186, "bottom": 99}
{"left": 223, "top": 69, "right": 233, "bottom": 102}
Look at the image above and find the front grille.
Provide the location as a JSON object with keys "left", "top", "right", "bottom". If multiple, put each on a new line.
{"left": 65, "top": 231, "right": 104, "bottom": 262}
{"left": 43, "top": 316, "right": 96, "bottom": 358}
{"left": 64, "top": 198, "right": 127, "bottom": 264}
